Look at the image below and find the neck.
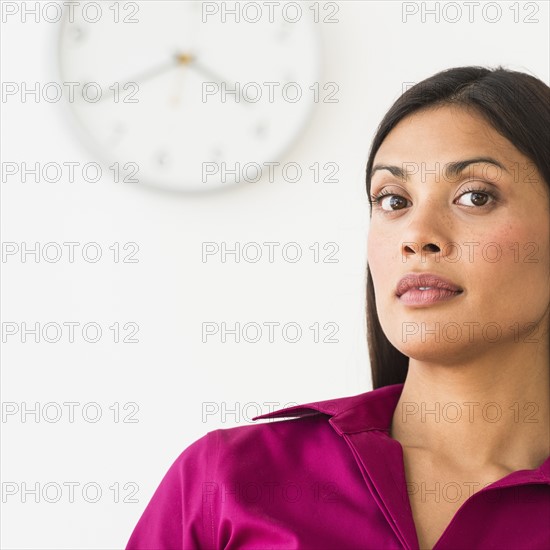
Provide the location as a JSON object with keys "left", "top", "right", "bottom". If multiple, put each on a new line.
{"left": 391, "top": 340, "right": 550, "bottom": 473}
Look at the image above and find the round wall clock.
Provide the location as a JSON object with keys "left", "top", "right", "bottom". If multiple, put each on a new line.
{"left": 56, "top": 1, "right": 322, "bottom": 192}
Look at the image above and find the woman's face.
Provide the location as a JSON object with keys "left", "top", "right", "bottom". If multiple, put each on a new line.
{"left": 367, "top": 104, "right": 549, "bottom": 362}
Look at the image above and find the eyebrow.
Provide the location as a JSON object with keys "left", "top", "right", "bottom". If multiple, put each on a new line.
{"left": 371, "top": 157, "right": 508, "bottom": 180}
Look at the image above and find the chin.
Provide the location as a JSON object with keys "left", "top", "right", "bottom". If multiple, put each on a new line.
{"left": 390, "top": 339, "right": 479, "bottom": 366}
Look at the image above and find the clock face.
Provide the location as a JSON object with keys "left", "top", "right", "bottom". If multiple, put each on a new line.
{"left": 57, "top": 0, "right": 322, "bottom": 192}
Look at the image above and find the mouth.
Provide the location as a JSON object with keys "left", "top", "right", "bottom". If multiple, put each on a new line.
{"left": 396, "top": 273, "right": 463, "bottom": 306}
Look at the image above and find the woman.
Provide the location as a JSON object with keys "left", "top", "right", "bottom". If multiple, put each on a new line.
{"left": 126, "top": 66, "right": 550, "bottom": 550}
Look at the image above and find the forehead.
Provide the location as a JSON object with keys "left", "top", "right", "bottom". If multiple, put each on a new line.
{"left": 373, "top": 105, "right": 519, "bottom": 165}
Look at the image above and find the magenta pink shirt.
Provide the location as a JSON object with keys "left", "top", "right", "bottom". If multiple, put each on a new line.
{"left": 126, "top": 383, "right": 550, "bottom": 549}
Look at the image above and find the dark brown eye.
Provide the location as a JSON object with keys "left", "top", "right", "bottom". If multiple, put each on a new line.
{"left": 381, "top": 195, "right": 408, "bottom": 211}
{"left": 470, "top": 192, "right": 488, "bottom": 206}
{"left": 456, "top": 190, "right": 494, "bottom": 207}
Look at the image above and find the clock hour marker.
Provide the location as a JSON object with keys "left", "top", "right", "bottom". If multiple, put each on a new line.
{"left": 255, "top": 122, "right": 268, "bottom": 139}
{"left": 69, "top": 26, "right": 85, "bottom": 42}
{"left": 211, "top": 147, "right": 223, "bottom": 160}
{"left": 156, "top": 151, "right": 170, "bottom": 166}
{"left": 277, "top": 22, "right": 291, "bottom": 41}
{"left": 108, "top": 122, "right": 126, "bottom": 147}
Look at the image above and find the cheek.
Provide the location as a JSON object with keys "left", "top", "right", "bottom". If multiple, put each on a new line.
{"left": 468, "top": 222, "right": 550, "bottom": 318}
{"left": 367, "top": 227, "right": 393, "bottom": 287}
{"left": 478, "top": 222, "right": 548, "bottom": 272}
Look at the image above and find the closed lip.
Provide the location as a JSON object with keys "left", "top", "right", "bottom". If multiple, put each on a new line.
{"left": 395, "top": 273, "right": 463, "bottom": 297}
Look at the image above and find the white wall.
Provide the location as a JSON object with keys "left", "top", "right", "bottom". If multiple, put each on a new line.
{"left": 1, "top": 1, "right": 548, "bottom": 547}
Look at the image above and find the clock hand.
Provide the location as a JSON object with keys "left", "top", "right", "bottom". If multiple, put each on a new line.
{"left": 185, "top": 58, "right": 252, "bottom": 105}
{"left": 86, "top": 52, "right": 251, "bottom": 106}
{"left": 88, "top": 52, "right": 194, "bottom": 103}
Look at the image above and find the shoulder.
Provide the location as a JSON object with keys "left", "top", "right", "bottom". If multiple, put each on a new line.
{"left": 126, "top": 414, "right": 343, "bottom": 548}
{"left": 176, "top": 382, "right": 405, "bottom": 473}
{"left": 170, "top": 411, "right": 340, "bottom": 482}
{"left": 126, "top": 384, "right": 404, "bottom": 549}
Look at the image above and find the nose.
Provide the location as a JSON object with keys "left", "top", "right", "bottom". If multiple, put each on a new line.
{"left": 400, "top": 199, "right": 451, "bottom": 261}
{"left": 402, "top": 242, "right": 441, "bottom": 257}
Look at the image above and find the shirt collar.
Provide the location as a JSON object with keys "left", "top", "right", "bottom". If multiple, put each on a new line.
{"left": 252, "top": 383, "right": 405, "bottom": 434}
{"left": 252, "top": 383, "right": 550, "bottom": 484}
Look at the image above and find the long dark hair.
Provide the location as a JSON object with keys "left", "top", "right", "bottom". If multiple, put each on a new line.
{"left": 365, "top": 66, "right": 550, "bottom": 390}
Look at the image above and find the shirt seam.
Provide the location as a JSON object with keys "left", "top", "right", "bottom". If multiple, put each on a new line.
{"left": 206, "top": 430, "right": 220, "bottom": 550}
